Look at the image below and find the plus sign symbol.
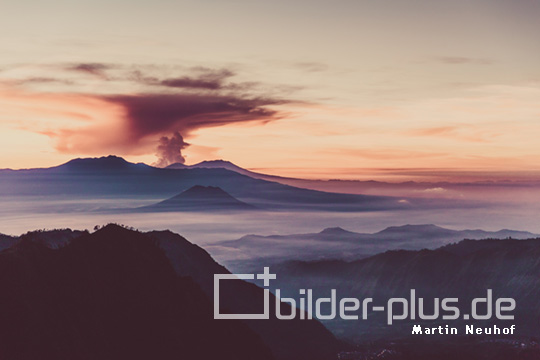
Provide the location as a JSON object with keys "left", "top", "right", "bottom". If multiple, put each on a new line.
{"left": 257, "top": 267, "right": 276, "bottom": 287}
{"left": 214, "top": 267, "right": 276, "bottom": 320}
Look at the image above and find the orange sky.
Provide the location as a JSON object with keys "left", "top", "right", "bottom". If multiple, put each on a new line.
{"left": 1, "top": 0, "right": 539, "bottom": 180}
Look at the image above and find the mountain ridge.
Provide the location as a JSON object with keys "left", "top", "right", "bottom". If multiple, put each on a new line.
{"left": 0, "top": 156, "right": 410, "bottom": 212}
{"left": 0, "top": 224, "right": 275, "bottom": 360}
{"left": 142, "top": 185, "right": 256, "bottom": 211}
{"left": 209, "top": 224, "right": 539, "bottom": 271}
{"left": 273, "top": 236, "right": 540, "bottom": 342}
{"left": 0, "top": 224, "right": 343, "bottom": 360}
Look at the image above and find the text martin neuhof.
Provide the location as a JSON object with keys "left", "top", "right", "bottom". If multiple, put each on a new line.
{"left": 214, "top": 267, "right": 517, "bottom": 332}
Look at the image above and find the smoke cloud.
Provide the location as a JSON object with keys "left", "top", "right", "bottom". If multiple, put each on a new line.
{"left": 105, "top": 93, "right": 282, "bottom": 139}
{"left": 40, "top": 92, "right": 285, "bottom": 163}
{"left": 10, "top": 65, "right": 288, "bottom": 163}
{"left": 154, "top": 131, "right": 189, "bottom": 167}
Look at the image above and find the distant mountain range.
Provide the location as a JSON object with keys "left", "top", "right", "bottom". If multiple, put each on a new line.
{"left": 167, "top": 159, "right": 540, "bottom": 203}
{"left": 167, "top": 159, "right": 297, "bottom": 183}
{"left": 4, "top": 156, "right": 539, "bottom": 203}
{"left": 208, "top": 224, "right": 539, "bottom": 271}
{"left": 168, "top": 159, "right": 267, "bottom": 176}
{"left": 273, "top": 236, "right": 540, "bottom": 343}
{"left": 0, "top": 155, "right": 418, "bottom": 212}
{"left": 140, "top": 185, "right": 256, "bottom": 211}
{"left": 0, "top": 225, "right": 342, "bottom": 360}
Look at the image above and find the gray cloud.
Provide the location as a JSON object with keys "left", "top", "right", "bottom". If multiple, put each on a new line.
{"left": 159, "top": 68, "right": 235, "bottom": 90}
{"left": 435, "top": 57, "right": 493, "bottom": 65}
{"left": 66, "top": 63, "right": 111, "bottom": 78}
{"left": 294, "top": 62, "right": 329, "bottom": 72}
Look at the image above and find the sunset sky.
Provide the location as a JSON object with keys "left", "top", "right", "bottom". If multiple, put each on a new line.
{"left": 1, "top": 0, "right": 539, "bottom": 180}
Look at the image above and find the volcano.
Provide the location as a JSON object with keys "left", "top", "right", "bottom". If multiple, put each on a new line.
{"left": 144, "top": 185, "right": 256, "bottom": 211}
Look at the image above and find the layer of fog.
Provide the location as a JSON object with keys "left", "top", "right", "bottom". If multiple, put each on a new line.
{"left": 1, "top": 196, "right": 539, "bottom": 241}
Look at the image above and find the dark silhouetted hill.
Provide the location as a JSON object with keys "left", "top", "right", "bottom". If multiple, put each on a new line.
{"left": 0, "top": 225, "right": 342, "bottom": 360}
{"left": 274, "top": 237, "right": 540, "bottom": 342}
{"left": 147, "top": 227, "right": 344, "bottom": 360}
{"left": 0, "top": 229, "right": 85, "bottom": 252}
{"left": 0, "top": 224, "right": 274, "bottom": 360}
{"left": 0, "top": 233, "right": 16, "bottom": 250}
